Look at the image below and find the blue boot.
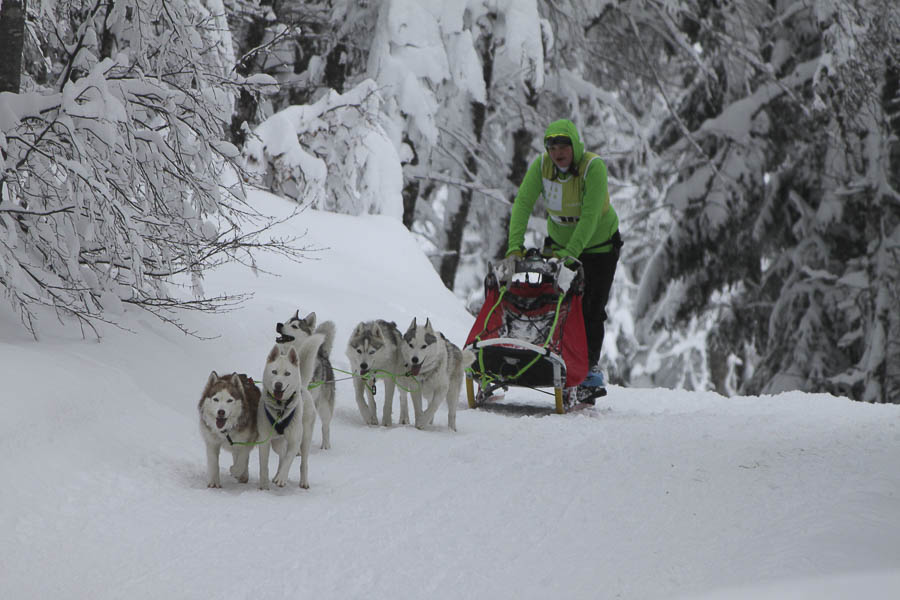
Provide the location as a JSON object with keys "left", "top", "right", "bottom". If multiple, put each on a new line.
{"left": 580, "top": 366, "right": 605, "bottom": 388}
{"left": 576, "top": 367, "right": 606, "bottom": 405}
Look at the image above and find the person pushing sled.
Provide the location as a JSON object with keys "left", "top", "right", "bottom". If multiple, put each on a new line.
{"left": 465, "top": 119, "right": 622, "bottom": 413}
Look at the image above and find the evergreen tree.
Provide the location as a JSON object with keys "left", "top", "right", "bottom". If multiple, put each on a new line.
{"left": 633, "top": 0, "right": 900, "bottom": 402}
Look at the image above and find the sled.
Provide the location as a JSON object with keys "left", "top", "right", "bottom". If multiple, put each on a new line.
{"left": 464, "top": 249, "right": 589, "bottom": 414}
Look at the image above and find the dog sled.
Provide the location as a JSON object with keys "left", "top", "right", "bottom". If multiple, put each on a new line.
{"left": 464, "top": 249, "right": 589, "bottom": 414}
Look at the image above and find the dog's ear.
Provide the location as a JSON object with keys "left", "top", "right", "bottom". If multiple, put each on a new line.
{"left": 372, "top": 322, "right": 384, "bottom": 339}
{"left": 293, "top": 309, "right": 300, "bottom": 320}
{"left": 288, "top": 347, "right": 300, "bottom": 367}
{"left": 267, "top": 345, "right": 280, "bottom": 364}
{"left": 202, "top": 371, "right": 219, "bottom": 397}
{"left": 407, "top": 317, "right": 417, "bottom": 333}
{"left": 304, "top": 311, "right": 316, "bottom": 328}
{"left": 425, "top": 318, "right": 433, "bottom": 331}
{"left": 229, "top": 373, "right": 244, "bottom": 398}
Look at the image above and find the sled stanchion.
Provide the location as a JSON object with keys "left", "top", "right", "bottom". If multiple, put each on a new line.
{"left": 466, "top": 374, "right": 476, "bottom": 408}
{"left": 553, "top": 360, "right": 565, "bottom": 414}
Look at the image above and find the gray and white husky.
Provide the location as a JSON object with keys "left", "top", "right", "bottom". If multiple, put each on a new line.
{"left": 345, "top": 319, "right": 410, "bottom": 426}
{"left": 276, "top": 310, "right": 336, "bottom": 449}
{"left": 401, "top": 318, "right": 475, "bottom": 431}
{"left": 259, "top": 335, "right": 323, "bottom": 489}
{"left": 198, "top": 371, "right": 260, "bottom": 488}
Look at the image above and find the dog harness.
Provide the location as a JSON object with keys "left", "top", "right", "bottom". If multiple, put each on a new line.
{"left": 264, "top": 392, "right": 297, "bottom": 434}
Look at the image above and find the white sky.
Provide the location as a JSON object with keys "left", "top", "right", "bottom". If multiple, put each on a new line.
{"left": 1, "top": 190, "right": 899, "bottom": 599}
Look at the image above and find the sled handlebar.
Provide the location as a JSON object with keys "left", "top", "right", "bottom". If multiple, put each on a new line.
{"left": 488, "top": 249, "right": 584, "bottom": 293}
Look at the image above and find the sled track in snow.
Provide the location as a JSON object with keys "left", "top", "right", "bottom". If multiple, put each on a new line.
{"left": 474, "top": 402, "right": 611, "bottom": 418}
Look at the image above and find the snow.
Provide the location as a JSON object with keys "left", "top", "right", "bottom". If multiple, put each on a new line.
{"left": 1, "top": 190, "right": 899, "bottom": 599}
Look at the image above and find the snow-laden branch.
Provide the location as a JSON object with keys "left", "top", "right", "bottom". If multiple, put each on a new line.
{"left": 0, "top": 0, "right": 309, "bottom": 338}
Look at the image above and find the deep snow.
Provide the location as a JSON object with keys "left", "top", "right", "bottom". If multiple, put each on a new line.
{"left": 1, "top": 191, "right": 899, "bottom": 600}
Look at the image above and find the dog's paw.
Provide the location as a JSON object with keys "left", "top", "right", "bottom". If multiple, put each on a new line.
{"left": 229, "top": 465, "right": 249, "bottom": 482}
{"left": 381, "top": 417, "right": 392, "bottom": 427}
{"left": 399, "top": 416, "right": 410, "bottom": 425}
{"left": 273, "top": 476, "right": 288, "bottom": 487}
{"left": 207, "top": 481, "right": 222, "bottom": 489}
{"left": 299, "top": 479, "right": 309, "bottom": 489}
{"left": 258, "top": 483, "right": 269, "bottom": 490}
{"left": 320, "top": 441, "right": 331, "bottom": 450}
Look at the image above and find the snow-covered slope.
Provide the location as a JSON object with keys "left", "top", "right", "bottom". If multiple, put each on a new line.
{"left": 1, "top": 191, "right": 898, "bottom": 600}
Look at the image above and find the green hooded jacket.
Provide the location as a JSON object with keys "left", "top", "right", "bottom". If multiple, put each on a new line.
{"left": 506, "top": 119, "right": 618, "bottom": 259}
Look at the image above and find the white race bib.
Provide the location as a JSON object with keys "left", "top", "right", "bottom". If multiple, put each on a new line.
{"left": 543, "top": 179, "right": 564, "bottom": 212}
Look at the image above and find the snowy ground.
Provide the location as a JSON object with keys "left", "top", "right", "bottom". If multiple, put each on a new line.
{"left": 1, "top": 191, "right": 899, "bottom": 600}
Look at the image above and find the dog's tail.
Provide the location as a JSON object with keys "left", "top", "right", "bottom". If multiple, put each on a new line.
{"left": 298, "top": 333, "right": 326, "bottom": 388}
{"left": 314, "top": 320, "right": 336, "bottom": 357}
{"left": 461, "top": 349, "right": 476, "bottom": 369}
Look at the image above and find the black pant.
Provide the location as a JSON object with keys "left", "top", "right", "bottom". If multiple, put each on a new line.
{"left": 577, "top": 231, "right": 621, "bottom": 368}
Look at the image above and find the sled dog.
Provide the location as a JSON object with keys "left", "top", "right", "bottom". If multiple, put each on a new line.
{"left": 345, "top": 319, "right": 410, "bottom": 426}
{"left": 198, "top": 371, "right": 260, "bottom": 488}
{"left": 401, "top": 318, "right": 475, "bottom": 431}
{"left": 259, "top": 335, "right": 323, "bottom": 489}
{"left": 276, "top": 310, "right": 336, "bottom": 449}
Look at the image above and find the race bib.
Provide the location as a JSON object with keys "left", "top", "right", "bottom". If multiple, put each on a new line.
{"left": 543, "top": 179, "right": 564, "bottom": 212}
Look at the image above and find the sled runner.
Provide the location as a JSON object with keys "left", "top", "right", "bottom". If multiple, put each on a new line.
{"left": 464, "top": 249, "right": 590, "bottom": 414}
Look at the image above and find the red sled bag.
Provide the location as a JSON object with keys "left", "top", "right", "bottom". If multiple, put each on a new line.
{"left": 464, "top": 251, "right": 588, "bottom": 413}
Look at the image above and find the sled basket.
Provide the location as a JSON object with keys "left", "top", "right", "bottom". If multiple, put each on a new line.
{"left": 468, "top": 338, "right": 566, "bottom": 389}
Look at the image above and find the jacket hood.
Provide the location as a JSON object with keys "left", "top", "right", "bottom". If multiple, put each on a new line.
{"left": 544, "top": 119, "right": 584, "bottom": 163}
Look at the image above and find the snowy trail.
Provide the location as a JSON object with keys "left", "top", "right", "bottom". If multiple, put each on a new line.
{"left": 3, "top": 375, "right": 898, "bottom": 599}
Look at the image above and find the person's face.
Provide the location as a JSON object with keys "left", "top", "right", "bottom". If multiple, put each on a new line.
{"left": 547, "top": 143, "right": 573, "bottom": 171}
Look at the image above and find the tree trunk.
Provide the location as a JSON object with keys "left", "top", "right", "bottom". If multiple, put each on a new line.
{"left": 402, "top": 180, "right": 419, "bottom": 230}
{"left": 439, "top": 186, "right": 472, "bottom": 290}
{"left": 0, "top": 0, "right": 26, "bottom": 94}
{"left": 439, "top": 102, "right": 485, "bottom": 290}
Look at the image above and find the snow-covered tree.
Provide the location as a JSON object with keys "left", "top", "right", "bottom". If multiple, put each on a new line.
{"left": 0, "top": 0, "right": 296, "bottom": 337}
{"left": 242, "top": 79, "right": 404, "bottom": 217}
{"left": 632, "top": 0, "right": 900, "bottom": 402}
{"left": 365, "top": 0, "right": 549, "bottom": 293}
{"left": 230, "top": 2, "right": 406, "bottom": 216}
{"left": 244, "top": 1, "right": 550, "bottom": 293}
